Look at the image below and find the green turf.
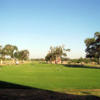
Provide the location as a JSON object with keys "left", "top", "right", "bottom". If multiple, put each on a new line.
{"left": 0, "top": 63, "right": 100, "bottom": 91}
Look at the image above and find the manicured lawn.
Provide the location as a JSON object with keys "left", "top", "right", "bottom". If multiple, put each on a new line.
{"left": 0, "top": 63, "right": 100, "bottom": 92}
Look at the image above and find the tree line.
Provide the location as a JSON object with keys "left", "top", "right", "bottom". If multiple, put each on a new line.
{"left": 0, "top": 44, "right": 29, "bottom": 64}
{"left": 45, "top": 32, "right": 100, "bottom": 64}
{"left": 0, "top": 32, "right": 100, "bottom": 65}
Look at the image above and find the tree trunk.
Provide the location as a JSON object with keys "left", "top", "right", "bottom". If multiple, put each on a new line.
{"left": 61, "top": 57, "right": 62, "bottom": 64}
{"left": 12, "top": 58, "right": 15, "bottom": 64}
{"left": 98, "top": 57, "right": 100, "bottom": 64}
{"left": 0, "top": 59, "right": 2, "bottom": 64}
{"left": 22, "top": 60, "right": 24, "bottom": 63}
{"left": 55, "top": 56, "right": 58, "bottom": 64}
{"left": 50, "top": 58, "right": 52, "bottom": 64}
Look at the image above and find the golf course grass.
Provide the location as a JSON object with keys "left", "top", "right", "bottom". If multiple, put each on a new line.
{"left": 0, "top": 63, "right": 100, "bottom": 96}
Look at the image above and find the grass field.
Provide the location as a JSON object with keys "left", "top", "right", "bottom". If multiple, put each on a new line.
{"left": 0, "top": 63, "right": 100, "bottom": 96}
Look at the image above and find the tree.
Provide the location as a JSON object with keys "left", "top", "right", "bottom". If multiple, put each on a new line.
{"left": 0, "top": 44, "right": 29, "bottom": 64}
{"left": 17, "top": 50, "right": 29, "bottom": 60}
{"left": 45, "top": 52, "right": 55, "bottom": 63}
{"left": 0, "top": 45, "right": 2, "bottom": 58}
{"left": 0, "top": 45, "right": 3, "bottom": 64}
{"left": 45, "top": 45, "right": 70, "bottom": 64}
{"left": 14, "top": 51, "right": 20, "bottom": 60}
{"left": 3, "top": 44, "right": 18, "bottom": 59}
{"left": 84, "top": 32, "right": 100, "bottom": 64}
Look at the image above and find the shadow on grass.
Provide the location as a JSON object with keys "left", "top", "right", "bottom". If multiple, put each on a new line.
{"left": 0, "top": 80, "right": 100, "bottom": 100}
{"left": 0, "top": 80, "right": 32, "bottom": 89}
{"left": 63, "top": 64, "right": 100, "bottom": 69}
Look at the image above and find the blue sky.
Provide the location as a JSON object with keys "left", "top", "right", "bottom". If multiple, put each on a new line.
{"left": 0, "top": 0, "right": 100, "bottom": 58}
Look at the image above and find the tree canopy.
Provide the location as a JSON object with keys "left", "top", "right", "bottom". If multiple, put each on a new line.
{"left": 84, "top": 32, "right": 100, "bottom": 64}
{"left": 45, "top": 45, "right": 70, "bottom": 64}
{"left": 0, "top": 44, "right": 29, "bottom": 60}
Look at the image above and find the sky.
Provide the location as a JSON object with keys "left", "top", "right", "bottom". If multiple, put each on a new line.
{"left": 0, "top": 0, "right": 100, "bottom": 59}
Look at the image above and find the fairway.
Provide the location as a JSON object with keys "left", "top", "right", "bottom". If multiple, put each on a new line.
{"left": 0, "top": 63, "right": 100, "bottom": 92}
